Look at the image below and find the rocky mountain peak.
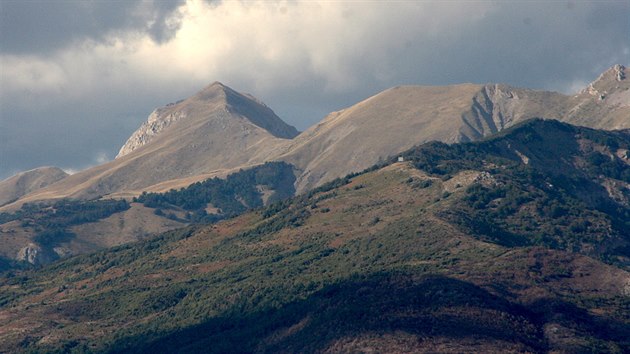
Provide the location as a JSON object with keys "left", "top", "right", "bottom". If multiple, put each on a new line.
{"left": 593, "top": 64, "right": 626, "bottom": 84}
{"left": 116, "top": 82, "right": 298, "bottom": 158}
{"left": 579, "top": 64, "right": 628, "bottom": 99}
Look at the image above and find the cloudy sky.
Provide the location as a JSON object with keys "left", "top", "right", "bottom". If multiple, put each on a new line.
{"left": 1, "top": 0, "right": 628, "bottom": 179}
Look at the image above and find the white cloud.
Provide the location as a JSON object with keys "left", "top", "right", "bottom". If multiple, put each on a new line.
{"left": 2, "top": 0, "right": 492, "bottom": 103}
{"left": 94, "top": 151, "right": 110, "bottom": 165}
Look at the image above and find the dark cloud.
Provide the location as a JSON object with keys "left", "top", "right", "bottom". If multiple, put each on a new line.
{"left": 0, "top": 1, "right": 628, "bottom": 180}
{"left": 0, "top": 0, "right": 184, "bottom": 55}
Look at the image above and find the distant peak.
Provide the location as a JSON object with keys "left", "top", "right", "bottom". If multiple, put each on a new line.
{"left": 14, "top": 166, "right": 68, "bottom": 178}
{"left": 598, "top": 64, "right": 626, "bottom": 82}
{"left": 117, "top": 81, "right": 298, "bottom": 158}
{"left": 193, "top": 81, "right": 242, "bottom": 103}
{"left": 196, "top": 82, "right": 260, "bottom": 105}
{"left": 207, "top": 81, "right": 227, "bottom": 89}
{"left": 198, "top": 81, "right": 229, "bottom": 93}
{"left": 579, "top": 64, "right": 627, "bottom": 97}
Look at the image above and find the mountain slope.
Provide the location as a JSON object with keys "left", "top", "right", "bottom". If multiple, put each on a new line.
{"left": 279, "top": 83, "right": 571, "bottom": 192}
{"left": 0, "top": 167, "right": 68, "bottom": 207}
{"left": 0, "top": 162, "right": 296, "bottom": 267}
{"left": 1, "top": 120, "right": 628, "bottom": 352}
{"left": 117, "top": 82, "right": 298, "bottom": 158}
{"left": 280, "top": 65, "right": 629, "bottom": 192}
{"left": 8, "top": 83, "right": 298, "bottom": 204}
{"left": 4, "top": 65, "right": 627, "bottom": 207}
{"left": 279, "top": 84, "right": 481, "bottom": 192}
{"left": 567, "top": 64, "right": 630, "bottom": 130}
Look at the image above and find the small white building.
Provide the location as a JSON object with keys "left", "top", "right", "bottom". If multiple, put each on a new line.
{"left": 398, "top": 156, "right": 404, "bottom": 162}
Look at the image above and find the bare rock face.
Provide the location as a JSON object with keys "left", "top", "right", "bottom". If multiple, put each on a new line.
{"left": 117, "top": 109, "right": 187, "bottom": 158}
{"left": 16, "top": 243, "right": 56, "bottom": 265}
{"left": 614, "top": 64, "right": 626, "bottom": 81}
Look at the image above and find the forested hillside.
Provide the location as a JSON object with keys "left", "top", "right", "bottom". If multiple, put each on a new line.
{"left": 0, "top": 162, "right": 296, "bottom": 268}
{"left": 136, "top": 161, "right": 296, "bottom": 222}
{"left": 0, "top": 120, "right": 628, "bottom": 353}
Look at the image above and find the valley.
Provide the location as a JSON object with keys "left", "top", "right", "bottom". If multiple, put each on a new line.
{"left": 3, "top": 3, "right": 628, "bottom": 353}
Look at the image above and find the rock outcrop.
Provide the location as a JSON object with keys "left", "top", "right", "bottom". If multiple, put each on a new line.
{"left": 567, "top": 64, "right": 629, "bottom": 130}
{"left": 16, "top": 243, "right": 56, "bottom": 265}
{"left": 615, "top": 64, "right": 626, "bottom": 81}
{"left": 117, "top": 109, "right": 188, "bottom": 158}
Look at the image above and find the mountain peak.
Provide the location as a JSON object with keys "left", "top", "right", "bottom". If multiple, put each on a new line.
{"left": 609, "top": 64, "right": 625, "bottom": 81}
{"left": 190, "top": 81, "right": 233, "bottom": 103}
{"left": 580, "top": 64, "right": 627, "bottom": 97}
{"left": 195, "top": 81, "right": 267, "bottom": 108}
{"left": 0, "top": 166, "right": 68, "bottom": 206}
{"left": 117, "top": 83, "right": 298, "bottom": 158}
{"left": 200, "top": 80, "right": 230, "bottom": 93}
{"left": 209, "top": 80, "right": 226, "bottom": 87}
{"left": 593, "top": 64, "right": 626, "bottom": 85}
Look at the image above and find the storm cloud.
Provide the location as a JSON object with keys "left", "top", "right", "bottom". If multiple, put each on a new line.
{"left": 0, "top": 0, "right": 185, "bottom": 54}
{"left": 1, "top": 0, "right": 628, "bottom": 179}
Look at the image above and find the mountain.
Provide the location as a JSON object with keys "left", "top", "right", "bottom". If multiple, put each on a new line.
{"left": 278, "top": 83, "right": 565, "bottom": 192}
{"left": 0, "top": 167, "right": 68, "bottom": 207}
{"left": 117, "top": 82, "right": 298, "bottom": 158}
{"left": 0, "top": 66, "right": 626, "bottom": 267}
{"left": 0, "top": 162, "right": 296, "bottom": 267}
{"left": 5, "top": 82, "right": 298, "bottom": 205}
{"left": 0, "top": 81, "right": 303, "bottom": 267}
{"left": 280, "top": 64, "right": 629, "bottom": 192}
{"left": 3, "top": 65, "right": 627, "bottom": 207}
{"left": 567, "top": 64, "right": 630, "bottom": 130}
{"left": 1, "top": 120, "right": 628, "bottom": 352}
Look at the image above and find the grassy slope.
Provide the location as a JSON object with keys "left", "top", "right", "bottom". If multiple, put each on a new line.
{"left": 0, "top": 120, "right": 628, "bottom": 353}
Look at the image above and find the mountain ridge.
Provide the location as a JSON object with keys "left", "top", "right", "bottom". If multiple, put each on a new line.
{"left": 5, "top": 83, "right": 298, "bottom": 206}
{"left": 3, "top": 65, "right": 628, "bottom": 209}
{"left": 0, "top": 167, "right": 68, "bottom": 207}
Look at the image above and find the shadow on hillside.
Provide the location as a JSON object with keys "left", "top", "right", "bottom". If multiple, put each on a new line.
{"left": 107, "top": 273, "right": 627, "bottom": 353}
